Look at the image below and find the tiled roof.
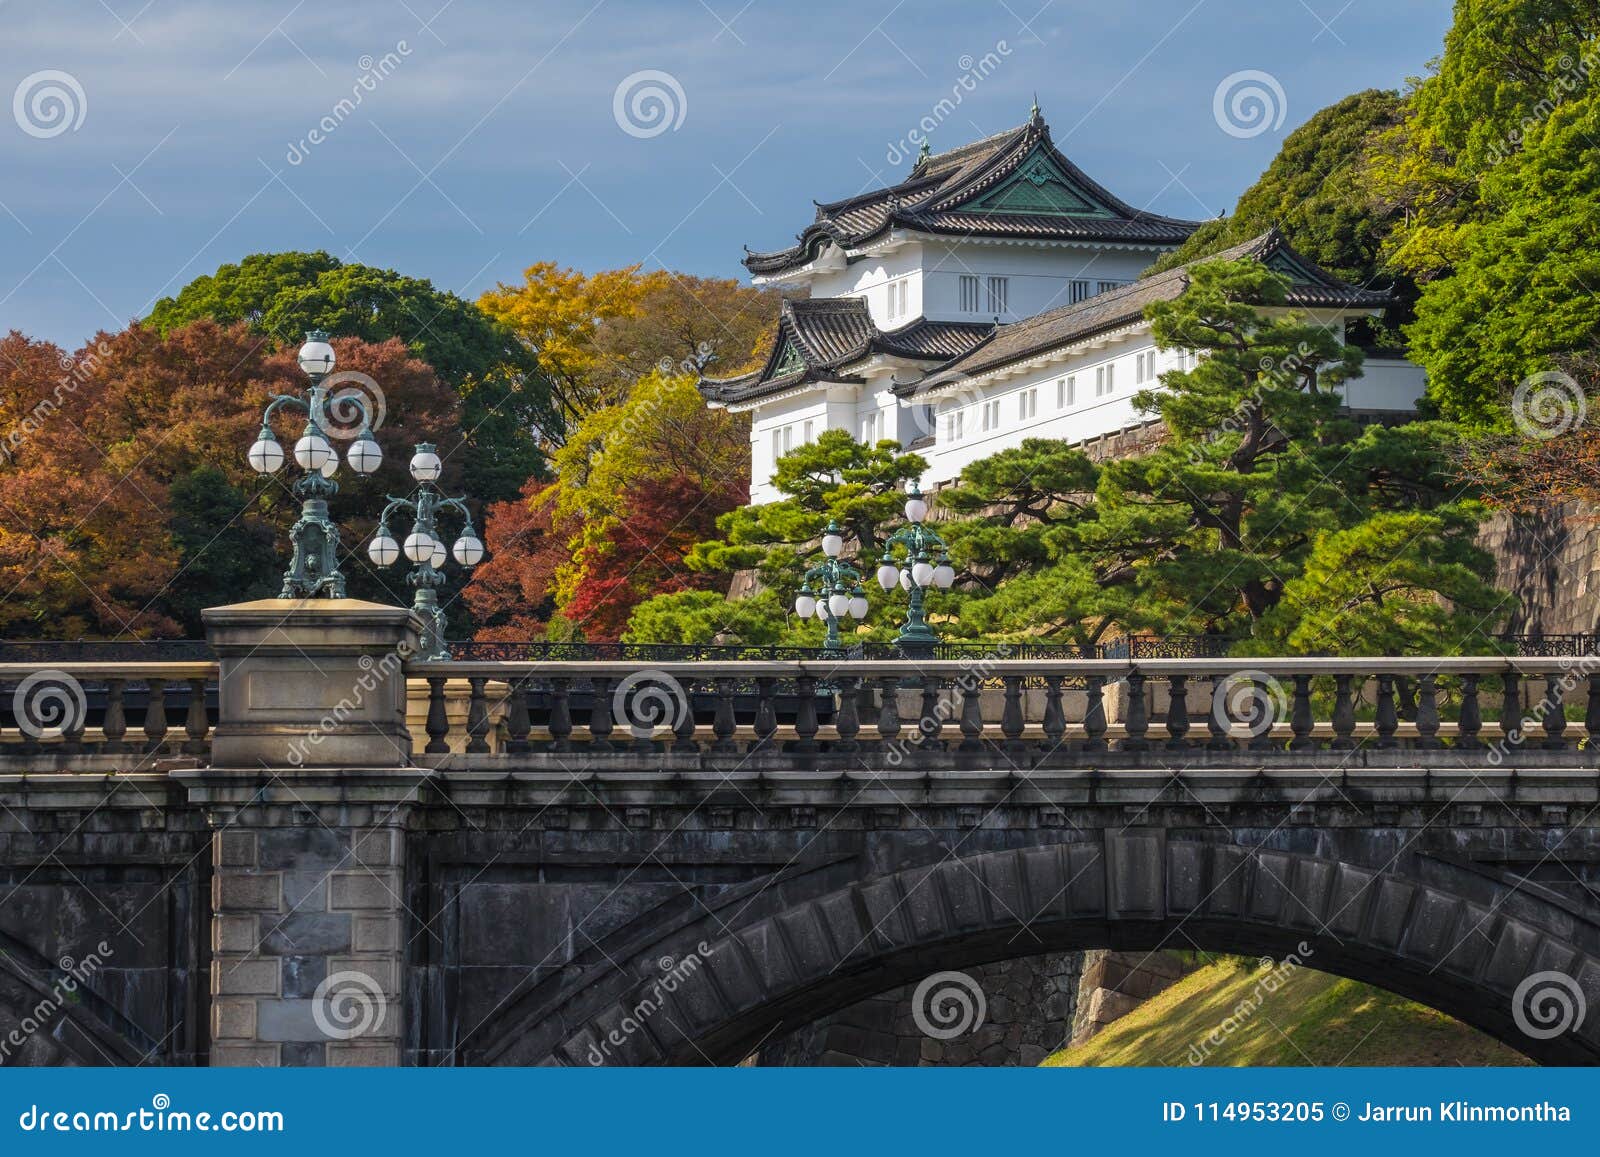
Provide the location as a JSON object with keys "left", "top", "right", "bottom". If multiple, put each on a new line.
{"left": 699, "top": 298, "right": 992, "bottom": 406}
{"left": 904, "top": 230, "right": 1392, "bottom": 395}
{"left": 744, "top": 110, "right": 1201, "bottom": 277}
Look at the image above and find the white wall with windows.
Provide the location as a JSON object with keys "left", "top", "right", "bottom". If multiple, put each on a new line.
{"left": 918, "top": 242, "right": 1155, "bottom": 322}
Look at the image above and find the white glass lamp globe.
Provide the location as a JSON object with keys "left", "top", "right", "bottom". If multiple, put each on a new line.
{"left": 297, "top": 335, "right": 335, "bottom": 378}
{"left": 403, "top": 531, "right": 434, "bottom": 563}
{"left": 294, "top": 430, "right": 333, "bottom": 471}
{"left": 319, "top": 455, "right": 338, "bottom": 478}
{"left": 430, "top": 538, "right": 447, "bottom": 568}
{"left": 848, "top": 594, "right": 869, "bottom": 619}
{"left": 368, "top": 534, "right": 400, "bottom": 566}
{"left": 912, "top": 560, "right": 935, "bottom": 588}
{"left": 248, "top": 434, "right": 284, "bottom": 474}
{"left": 899, "top": 569, "right": 912, "bottom": 591}
{"left": 409, "top": 446, "right": 443, "bottom": 482}
{"left": 876, "top": 563, "right": 899, "bottom": 591}
{"left": 932, "top": 562, "right": 955, "bottom": 589}
{"left": 452, "top": 534, "right": 485, "bottom": 566}
{"left": 904, "top": 494, "right": 928, "bottom": 524}
{"left": 821, "top": 529, "right": 843, "bottom": 558}
{"left": 794, "top": 592, "right": 816, "bottom": 618}
{"left": 816, "top": 602, "right": 831, "bottom": 621}
{"left": 828, "top": 591, "right": 850, "bottom": 618}
{"left": 347, "top": 431, "right": 383, "bottom": 475}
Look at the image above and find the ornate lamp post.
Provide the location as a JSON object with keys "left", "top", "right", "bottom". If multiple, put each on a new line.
{"left": 794, "top": 520, "right": 869, "bottom": 651}
{"left": 247, "top": 331, "right": 383, "bottom": 597}
{"left": 874, "top": 483, "right": 955, "bottom": 654}
{"left": 365, "top": 443, "right": 485, "bottom": 660}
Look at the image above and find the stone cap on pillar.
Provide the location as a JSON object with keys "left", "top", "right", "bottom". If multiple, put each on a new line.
{"left": 203, "top": 599, "right": 426, "bottom": 769}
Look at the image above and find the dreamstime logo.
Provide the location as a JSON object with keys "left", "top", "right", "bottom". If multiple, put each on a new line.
{"left": 884, "top": 41, "right": 1013, "bottom": 166}
{"left": 285, "top": 43, "right": 412, "bottom": 164}
{"left": 1212, "top": 670, "right": 1287, "bottom": 738}
{"left": 1185, "top": 944, "right": 1312, "bottom": 1064}
{"left": 1212, "top": 70, "right": 1286, "bottom": 139}
{"left": 911, "top": 970, "right": 987, "bottom": 1040}
{"left": 1512, "top": 970, "right": 1587, "bottom": 1040}
{"left": 1512, "top": 370, "right": 1586, "bottom": 440}
{"left": 311, "top": 969, "right": 386, "bottom": 1040}
{"left": 13, "top": 670, "right": 87, "bottom": 739}
{"left": 909, "top": 373, "right": 986, "bottom": 443}
{"left": 611, "top": 669, "right": 689, "bottom": 739}
{"left": 612, "top": 70, "right": 687, "bottom": 139}
{"left": 318, "top": 370, "right": 386, "bottom": 439}
{"left": 13, "top": 70, "right": 87, "bottom": 139}
{"left": 0, "top": 942, "right": 113, "bottom": 1061}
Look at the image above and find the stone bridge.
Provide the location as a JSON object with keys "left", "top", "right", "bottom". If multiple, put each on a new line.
{"left": 1, "top": 599, "right": 1598, "bottom": 1067}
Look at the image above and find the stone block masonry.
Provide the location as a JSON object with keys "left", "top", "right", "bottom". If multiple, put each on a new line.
{"left": 208, "top": 818, "right": 409, "bottom": 1066}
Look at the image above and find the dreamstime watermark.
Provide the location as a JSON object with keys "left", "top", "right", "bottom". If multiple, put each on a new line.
{"left": 12, "top": 669, "right": 87, "bottom": 740}
{"left": 1184, "top": 944, "right": 1313, "bottom": 1064}
{"left": 12, "top": 70, "right": 86, "bottom": 139}
{"left": 585, "top": 943, "right": 716, "bottom": 1064}
{"left": 883, "top": 645, "right": 1013, "bottom": 767}
{"left": 911, "top": 969, "right": 987, "bottom": 1039}
{"left": 1211, "top": 670, "right": 1287, "bottom": 738}
{"left": 1212, "top": 69, "right": 1286, "bottom": 139}
{"left": 907, "top": 372, "right": 985, "bottom": 445}
{"left": 0, "top": 338, "right": 114, "bottom": 465}
{"left": 312, "top": 969, "right": 387, "bottom": 1040}
{"left": 1486, "top": 653, "right": 1600, "bottom": 765}
{"left": 1483, "top": 46, "right": 1600, "bottom": 168}
{"left": 612, "top": 669, "right": 690, "bottom": 740}
{"left": 612, "top": 70, "right": 686, "bottom": 139}
{"left": 1511, "top": 970, "right": 1588, "bottom": 1041}
{"left": 285, "top": 43, "right": 413, "bottom": 165}
{"left": 884, "top": 42, "right": 1013, "bottom": 166}
{"left": 1186, "top": 341, "right": 1319, "bottom": 464}
{"left": 317, "top": 370, "right": 387, "bottom": 439}
{"left": 0, "top": 942, "right": 113, "bottom": 1062}
{"left": 17, "top": 1094, "right": 283, "bottom": 1134}
{"left": 286, "top": 641, "right": 414, "bottom": 766}
{"left": 1511, "top": 369, "right": 1586, "bottom": 440}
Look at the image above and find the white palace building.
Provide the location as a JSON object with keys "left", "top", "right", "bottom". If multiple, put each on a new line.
{"left": 700, "top": 108, "right": 1426, "bottom": 505}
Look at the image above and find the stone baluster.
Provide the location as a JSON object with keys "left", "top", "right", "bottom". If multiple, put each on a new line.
{"left": 1374, "top": 675, "right": 1399, "bottom": 749}
{"left": 1414, "top": 673, "right": 1441, "bottom": 750}
{"left": 1041, "top": 676, "right": 1065, "bottom": 752}
{"left": 1246, "top": 677, "right": 1276, "bottom": 752}
{"left": 917, "top": 674, "right": 944, "bottom": 750}
{"left": 1500, "top": 671, "right": 1523, "bottom": 753}
{"left": 547, "top": 677, "right": 572, "bottom": 752}
{"left": 1455, "top": 674, "right": 1482, "bottom": 749}
{"left": 1330, "top": 674, "right": 1357, "bottom": 750}
{"left": 752, "top": 677, "right": 778, "bottom": 751}
{"left": 589, "top": 676, "right": 615, "bottom": 751}
{"left": 102, "top": 678, "right": 127, "bottom": 754}
{"left": 1542, "top": 673, "right": 1569, "bottom": 750}
{"left": 183, "top": 676, "right": 209, "bottom": 756}
{"left": 1119, "top": 671, "right": 1148, "bottom": 752}
{"left": 834, "top": 676, "right": 861, "bottom": 752}
{"left": 1082, "top": 675, "right": 1108, "bottom": 752}
{"left": 673, "top": 678, "right": 699, "bottom": 753}
{"left": 1164, "top": 675, "right": 1189, "bottom": 751}
{"left": 465, "top": 677, "right": 490, "bottom": 754}
{"left": 1288, "top": 674, "right": 1315, "bottom": 751}
{"left": 876, "top": 676, "right": 902, "bottom": 744}
{"left": 1206, "top": 674, "right": 1233, "bottom": 750}
{"left": 143, "top": 678, "right": 168, "bottom": 755}
{"left": 711, "top": 677, "right": 739, "bottom": 753}
{"left": 1001, "top": 675, "right": 1025, "bottom": 756}
{"left": 505, "top": 679, "right": 532, "bottom": 754}
{"left": 424, "top": 676, "right": 450, "bottom": 754}
{"left": 793, "top": 675, "right": 820, "bottom": 753}
{"left": 958, "top": 678, "right": 985, "bottom": 753}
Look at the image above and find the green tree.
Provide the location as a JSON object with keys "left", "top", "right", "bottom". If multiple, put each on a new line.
{"left": 150, "top": 253, "right": 553, "bottom": 501}
{"left": 162, "top": 466, "right": 279, "bottom": 635}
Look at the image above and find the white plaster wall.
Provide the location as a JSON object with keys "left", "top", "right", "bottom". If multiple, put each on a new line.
{"left": 1343, "top": 358, "right": 1427, "bottom": 412}
{"left": 919, "top": 242, "right": 1160, "bottom": 322}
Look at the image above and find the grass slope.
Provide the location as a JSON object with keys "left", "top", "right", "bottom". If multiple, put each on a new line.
{"left": 1045, "top": 957, "right": 1531, "bottom": 1067}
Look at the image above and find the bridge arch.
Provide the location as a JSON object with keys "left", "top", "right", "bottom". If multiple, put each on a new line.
{"left": 470, "top": 833, "right": 1600, "bottom": 1066}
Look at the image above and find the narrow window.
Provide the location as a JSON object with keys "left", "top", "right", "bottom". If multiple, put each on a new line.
{"left": 959, "top": 275, "right": 980, "bottom": 313}
{"left": 1096, "top": 280, "right": 1123, "bottom": 295}
{"left": 986, "top": 276, "right": 1009, "bottom": 315}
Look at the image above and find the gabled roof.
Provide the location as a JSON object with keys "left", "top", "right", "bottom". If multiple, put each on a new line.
{"left": 744, "top": 109, "right": 1201, "bottom": 278}
{"left": 903, "top": 230, "right": 1392, "bottom": 396}
{"left": 699, "top": 297, "right": 992, "bottom": 406}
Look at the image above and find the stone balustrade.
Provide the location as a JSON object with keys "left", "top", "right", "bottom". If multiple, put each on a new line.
{"left": 0, "top": 661, "right": 217, "bottom": 766}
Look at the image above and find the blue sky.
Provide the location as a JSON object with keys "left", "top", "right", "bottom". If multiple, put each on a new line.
{"left": 0, "top": 0, "right": 1453, "bottom": 347}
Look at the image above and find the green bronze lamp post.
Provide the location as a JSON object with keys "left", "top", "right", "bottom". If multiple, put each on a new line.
{"left": 794, "top": 520, "right": 869, "bottom": 651}
{"left": 247, "top": 331, "right": 383, "bottom": 598}
{"left": 874, "top": 483, "right": 955, "bottom": 655}
{"left": 364, "top": 443, "right": 485, "bottom": 660}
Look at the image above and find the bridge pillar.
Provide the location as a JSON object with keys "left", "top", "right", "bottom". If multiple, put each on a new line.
{"left": 190, "top": 598, "right": 427, "bottom": 1066}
